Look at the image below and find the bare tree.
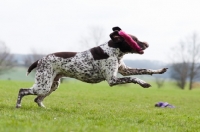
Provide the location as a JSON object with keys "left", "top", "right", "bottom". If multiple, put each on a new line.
{"left": 170, "top": 32, "right": 200, "bottom": 90}
{"left": 170, "top": 62, "right": 189, "bottom": 89}
{"left": 170, "top": 39, "right": 189, "bottom": 89}
{"left": 186, "top": 33, "right": 200, "bottom": 90}
{"left": 80, "top": 26, "right": 106, "bottom": 49}
{"left": 0, "top": 41, "right": 14, "bottom": 75}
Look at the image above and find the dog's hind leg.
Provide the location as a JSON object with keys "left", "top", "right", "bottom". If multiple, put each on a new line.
{"left": 16, "top": 82, "right": 54, "bottom": 108}
{"left": 34, "top": 96, "right": 46, "bottom": 108}
{"left": 34, "top": 75, "right": 62, "bottom": 108}
{"left": 16, "top": 86, "right": 37, "bottom": 108}
{"left": 16, "top": 70, "right": 55, "bottom": 108}
{"left": 34, "top": 81, "right": 60, "bottom": 108}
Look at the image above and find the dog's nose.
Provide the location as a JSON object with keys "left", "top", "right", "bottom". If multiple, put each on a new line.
{"left": 145, "top": 43, "right": 149, "bottom": 48}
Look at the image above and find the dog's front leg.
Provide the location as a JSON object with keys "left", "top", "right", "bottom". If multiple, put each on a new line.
{"left": 118, "top": 62, "right": 168, "bottom": 76}
{"left": 102, "top": 58, "right": 151, "bottom": 88}
{"left": 108, "top": 76, "right": 151, "bottom": 88}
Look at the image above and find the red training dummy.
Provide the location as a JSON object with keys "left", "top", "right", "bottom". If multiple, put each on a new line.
{"left": 118, "top": 30, "right": 144, "bottom": 54}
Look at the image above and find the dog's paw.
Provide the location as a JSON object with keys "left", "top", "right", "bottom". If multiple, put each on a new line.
{"left": 159, "top": 68, "right": 168, "bottom": 74}
{"left": 140, "top": 83, "right": 151, "bottom": 88}
{"left": 16, "top": 104, "right": 21, "bottom": 108}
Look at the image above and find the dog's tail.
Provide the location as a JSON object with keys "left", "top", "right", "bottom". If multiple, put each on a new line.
{"left": 26, "top": 60, "right": 39, "bottom": 76}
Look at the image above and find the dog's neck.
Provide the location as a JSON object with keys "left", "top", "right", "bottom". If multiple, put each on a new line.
{"left": 108, "top": 40, "right": 134, "bottom": 55}
{"left": 99, "top": 42, "right": 126, "bottom": 58}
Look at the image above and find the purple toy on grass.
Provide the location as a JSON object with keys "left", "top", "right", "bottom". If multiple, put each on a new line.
{"left": 155, "top": 102, "right": 175, "bottom": 108}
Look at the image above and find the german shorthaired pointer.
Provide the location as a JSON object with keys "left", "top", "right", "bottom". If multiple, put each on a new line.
{"left": 16, "top": 27, "right": 167, "bottom": 108}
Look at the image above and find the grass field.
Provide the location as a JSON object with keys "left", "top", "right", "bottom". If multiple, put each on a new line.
{"left": 0, "top": 80, "right": 200, "bottom": 132}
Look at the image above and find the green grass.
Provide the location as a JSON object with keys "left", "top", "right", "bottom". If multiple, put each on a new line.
{"left": 0, "top": 80, "right": 200, "bottom": 132}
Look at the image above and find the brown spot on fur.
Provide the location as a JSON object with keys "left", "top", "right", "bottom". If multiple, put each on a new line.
{"left": 90, "top": 46, "right": 109, "bottom": 60}
{"left": 53, "top": 52, "right": 77, "bottom": 59}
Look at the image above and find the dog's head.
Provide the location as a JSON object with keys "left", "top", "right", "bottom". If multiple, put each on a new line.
{"left": 109, "top": 27, "right": 149, "bottom": 54}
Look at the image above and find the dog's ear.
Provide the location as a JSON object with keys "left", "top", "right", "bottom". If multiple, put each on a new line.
{"left": 112, "top": 27, "right": 121, "bottom": 31}
{"left": 110, "top": 30, "right": 124, "bottom": 43}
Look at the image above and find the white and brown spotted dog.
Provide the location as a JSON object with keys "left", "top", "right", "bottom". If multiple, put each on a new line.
{"left": 16, "top": 27, "right": 167, "bottom": 108}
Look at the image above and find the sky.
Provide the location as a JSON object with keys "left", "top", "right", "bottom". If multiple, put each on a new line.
{"left": 0, "top": 0, "right": 200, "bottom": 62}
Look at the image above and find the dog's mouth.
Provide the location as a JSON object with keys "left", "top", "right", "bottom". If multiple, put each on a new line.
{"left": 119, "top": 30, "right": 144, "bottom": 54}
{"left": 130, "top": 42, "right": 149, "bottom": 54}
{"left": 140, "top": 42, "right": 149, "bottom": 50}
